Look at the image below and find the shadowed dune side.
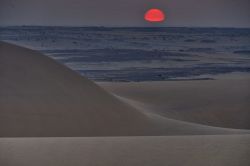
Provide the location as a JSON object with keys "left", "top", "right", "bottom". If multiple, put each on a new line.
{"left": 100, "top": 76, "right": 250, "bottom": 130}
{"left": 0, "top": 41, "right": 156, "bottom": 137}
{"left": 0, "top": 135, "right": 250, "bottom": 166}
{"left": 0, "top": 41, "right": 249, "bottom": 137}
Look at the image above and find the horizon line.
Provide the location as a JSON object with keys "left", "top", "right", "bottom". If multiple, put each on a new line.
{"left": 1, "top": 25, "right": 250, "bottom": 29}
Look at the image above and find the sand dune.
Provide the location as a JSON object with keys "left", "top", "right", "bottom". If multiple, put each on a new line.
{"left": 100, "top": 75, "right": 250, "bottom": 129}
{"left": 1, "top": 41, "right": 249, "bottom": 137}
{"left": 1, "top": 41, "right": 250, "bottom": 166}
{"left": 0, "top": 41, "right": 154, "bottom": 137}
{"left": 1, "top": 135, "right": 250, "bottom": 166}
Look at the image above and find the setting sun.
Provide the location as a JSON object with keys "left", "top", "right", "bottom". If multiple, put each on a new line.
{"left": 144, "top": 8, "right": 165, "bottom": 22}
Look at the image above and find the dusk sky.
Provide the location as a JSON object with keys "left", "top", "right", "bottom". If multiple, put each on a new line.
{"left": 0, "top": 0, "right": 250, "bottom": 27}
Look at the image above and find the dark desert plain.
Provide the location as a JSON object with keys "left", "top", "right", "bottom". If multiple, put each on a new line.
{"left": 1, "top": 0, "right": 250, "bottom": 165}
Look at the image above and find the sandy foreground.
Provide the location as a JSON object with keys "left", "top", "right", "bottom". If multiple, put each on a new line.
{"left": 0, "top": 41, "right": 250, "bottom": 165}
{"left": 1, "top": 135, "right": 250, "bottom": 166}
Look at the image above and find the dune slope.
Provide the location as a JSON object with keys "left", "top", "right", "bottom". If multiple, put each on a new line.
{"left": 0, "top": 41, "right": 157, "bottom": 137}
{"left": 100, "top": 76, "right": 250, "bottom": 129}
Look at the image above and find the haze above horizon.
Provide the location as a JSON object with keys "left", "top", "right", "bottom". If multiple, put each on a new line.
{"left": 0, "top": 0, "right": 250, "bottom": 28}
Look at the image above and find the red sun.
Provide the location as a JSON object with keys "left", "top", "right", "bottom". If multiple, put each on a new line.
{"left": 144, "top": 9, "right": 165, "bottom": 22}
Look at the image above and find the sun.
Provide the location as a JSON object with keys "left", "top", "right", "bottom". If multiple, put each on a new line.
{"left": 144, "top": 8, "right": 165, "bottom": 22}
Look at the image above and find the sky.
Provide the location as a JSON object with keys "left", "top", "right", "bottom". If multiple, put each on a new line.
{"left": 0, "top": 0, "right": 250, "bottom": 27}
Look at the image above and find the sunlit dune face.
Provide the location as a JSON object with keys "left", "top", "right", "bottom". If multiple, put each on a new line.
{"left": 144, "top": 9, "right": 165, "bottom": 22}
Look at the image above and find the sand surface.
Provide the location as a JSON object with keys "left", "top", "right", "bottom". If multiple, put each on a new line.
{"left": 1, "top": 41, "right": 250, "bottom": 165}
{"left": 99, "top": 74, "right": 250, "bottom": 129}
{"left": 1, "top": 135, "right": 250, "bottom": 166}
